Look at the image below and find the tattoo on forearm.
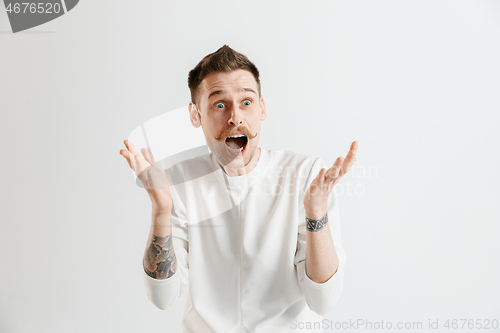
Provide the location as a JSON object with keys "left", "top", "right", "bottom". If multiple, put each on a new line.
{"left": 143, "top": 234, "right": 177, "bottom": 279}
{"left": 306, "top": 213, "right": 328, "bottom": 232}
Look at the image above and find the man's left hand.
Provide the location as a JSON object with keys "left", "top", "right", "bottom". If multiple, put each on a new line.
{"left": 303, "top": 141, "right": 358, "bottom": 219}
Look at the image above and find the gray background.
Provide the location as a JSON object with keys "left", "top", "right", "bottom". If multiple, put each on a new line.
{"left": 1, "top": 1, "right": 499, "bottom": 332}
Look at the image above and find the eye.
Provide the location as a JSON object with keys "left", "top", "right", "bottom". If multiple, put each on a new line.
{"left": 215, "top": 102, "right": 225, "bottom": 109}
{"left": 242, "top": 99, "right": 252, "bottom": 106}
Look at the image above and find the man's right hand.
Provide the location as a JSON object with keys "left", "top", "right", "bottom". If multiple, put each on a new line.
{"left": 119, "top": 140, "right": 173, "bottom": 214}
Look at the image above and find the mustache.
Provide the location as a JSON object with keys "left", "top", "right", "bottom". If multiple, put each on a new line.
{"left": 214, "top": 126, "right": 258, "bottom": 141}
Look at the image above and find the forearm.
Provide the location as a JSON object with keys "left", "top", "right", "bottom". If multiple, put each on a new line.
{"left": 304, "top": 210, "right": 339, "bottom": 283}
{"left": 143, "top": 210, "right": 178, "bottom": 280}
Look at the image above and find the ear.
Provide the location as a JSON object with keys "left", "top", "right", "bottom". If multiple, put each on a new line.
{"left": 188, "top": 101, "right": 201, "bottom": 128}
{"left": 259, "top": 95, "right": 266, "bottom": 121}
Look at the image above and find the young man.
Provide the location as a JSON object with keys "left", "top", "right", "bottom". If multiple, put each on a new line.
{"left": 120, "top": 45, "right": 358, "bottom": 333}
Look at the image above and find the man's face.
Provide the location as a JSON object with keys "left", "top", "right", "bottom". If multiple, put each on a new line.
{"left": 189, "top": 69, "right": 266, "bottom": 171}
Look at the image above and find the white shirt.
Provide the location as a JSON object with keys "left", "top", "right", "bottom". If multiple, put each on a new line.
{"left": 143, "top": 148, "right": 346, "bottom": 333}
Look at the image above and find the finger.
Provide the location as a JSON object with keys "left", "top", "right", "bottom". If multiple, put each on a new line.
{"left": 136, "top": 163, "right": 149, "bottom": 187}
{"left": 142, "top": 148, "right": 166, "bottom": 188}
{"left": 119, "top": 149, "right": 132, "bottom": 169}
{"left": 318, "top": 168, "right": 327, "bottom": 185}
{"left": 309, "top": 169, "right": 325, "bottom": 197}
{"left": 325, "top": 157, "right": 343, "bottom": 181}
{"left": 340, "top": 156, "right": 355, "bottom": 176}
{"left": 133, "top": 153, "right": 144, "bottom": 174}
{"left": 330, "top": 176, "right": 342, "bottom": 187}
{"left": 340, "top": 141, "right": 358, "bottom": 176}
{"left": 141, "top": 147, "right": 158, "bottom": 169}
{"left": 350, "top": 140, "right": 358, "bottom": 153}
{"left": 124, "top": 139, "right": 140, "bottom": 156}
{"left": 143, "top": 151, "right": 163, "bottom": 187}
{"left": 309, "top": 168, "right": 325, "bottom": 195}
{"left": 345, "top": 141, "right": 358, "bottom": 161}
{"left": 123, "top": 140, "right": 139, "bottom": 172}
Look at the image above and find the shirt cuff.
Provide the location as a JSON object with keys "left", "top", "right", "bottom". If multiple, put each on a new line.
{"left": 303, "top": 266, "right": 343, "bottom": 289}
{"left": 143, "top": 268, "right": 180, "bottom": 286}
{"left": 300, "top": 264, "right": 345, "bottom": 316}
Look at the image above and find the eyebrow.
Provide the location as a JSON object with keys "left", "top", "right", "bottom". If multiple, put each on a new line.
{"left": 208, "top": 88, "right": 257, "bottom": 100}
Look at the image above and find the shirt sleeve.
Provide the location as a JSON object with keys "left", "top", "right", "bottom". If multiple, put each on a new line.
{"left": 294, "top": 157, "right": 347, "bottom": 316}
{"left": 143, "top": 170, "right": 189, "bottom": 310}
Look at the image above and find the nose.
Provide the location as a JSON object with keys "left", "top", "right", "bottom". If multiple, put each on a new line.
{"left": 228, "top": 106, "right": 243, "bottom": 126}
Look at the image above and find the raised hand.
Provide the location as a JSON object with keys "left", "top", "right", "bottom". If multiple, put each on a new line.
{"left": 119, "top": 140, "right": 173, "bottom": 214}
{"left": 303, "top": 141, "right": 358, "bottom": 219}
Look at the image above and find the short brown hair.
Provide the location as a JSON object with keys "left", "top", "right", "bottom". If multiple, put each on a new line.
{"left": 188, "top": 45, "right": 261, "bottom": 107}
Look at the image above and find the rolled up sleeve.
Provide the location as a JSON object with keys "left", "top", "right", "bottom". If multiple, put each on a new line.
{"left": 143, "top": 171, "right": 190, "bottom": 310}
{"left": 295, "top": 157, "right": 347, "bottom": 316}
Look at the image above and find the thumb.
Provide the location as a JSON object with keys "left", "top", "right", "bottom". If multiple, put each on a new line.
{"left": 119, "top": 149, "right": 133, "bottom": 169}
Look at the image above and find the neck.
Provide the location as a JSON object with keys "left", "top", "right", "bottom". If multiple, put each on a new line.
{"left": 219, "top": 147, "right": 261, "bottom": 177}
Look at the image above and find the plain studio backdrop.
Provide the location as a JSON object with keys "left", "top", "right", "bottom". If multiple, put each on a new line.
{"left": 1, "top": 1, "right": 499, "bottom": 332}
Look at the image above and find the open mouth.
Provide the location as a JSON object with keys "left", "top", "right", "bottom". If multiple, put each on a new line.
{"left": 225, "top": 134, "right": 248, "bottom": 154}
